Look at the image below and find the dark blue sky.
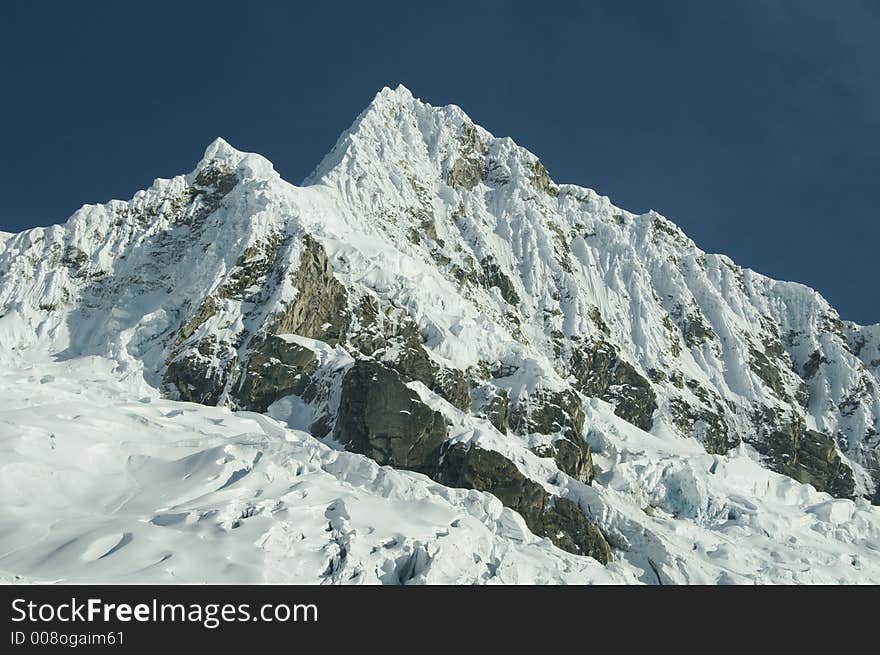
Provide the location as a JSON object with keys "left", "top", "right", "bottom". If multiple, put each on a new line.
{"left": 2, "top": 1, "right": 878, "bottom": 323}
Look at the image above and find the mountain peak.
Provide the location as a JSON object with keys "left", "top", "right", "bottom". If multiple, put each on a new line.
{"left": 2, "top": 88, "right": 880, "bottom": 585}
{"left": 373, "top": 83, "right": 416, "bottom": 105}
{"left": 201, "top": 136, "right": 242, "bottom": 163}
{"left": 304, "top": 84, "right": 475, "bottom": 186}
{"left": 194, "top": 136, "right": 278, "bottom": 184}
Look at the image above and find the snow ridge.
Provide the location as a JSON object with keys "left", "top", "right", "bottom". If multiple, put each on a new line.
{"left": 1, "top": 85, "right": 878, "bottom": 584}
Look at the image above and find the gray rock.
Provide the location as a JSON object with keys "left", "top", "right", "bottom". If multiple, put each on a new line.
{"left": 569, "top": 339, "right": 657, "bottom": 432}
{"left": 542, "top": 497, "right": 611, "bottom": 563}
{"left": 752, "top": 408, "right": 855, "bottom": 499}
{"left": 445, "top": 123, "right": 487, "bottom": 191}
{"left": 669, "top": 397, "right": 736, "bottom": 455}
{"left": 749, "top": 346, "right": 789, "bottom": 400}
{"left": 529, "top": 160, "right": 558, "bottom": 197}
{"left": 350, "top": 304, "right": 470, "bottom": 411}
{"left": 510, "top": 388, "right": 585, "bottom": 443}
{"left": 478, "top": 388, "right": 509, "bottom": 433}
{"left": 236, "top": 335, "right": 318, "bottom": 413}
{"left": 217, "top": 233, "right": 284, "bottom": 301}
{"left": 552, "top": 438, "right": 594, "bottom": 484}
{"left": 803, "top": 349, "right": 829, "bottom": 379}
{"left": 479, "top": 256, "right": 520, "bottom": 305}
{"left": 333, "top": 360, "right": 448, "bottom": 476}
{"left": 446, "top": 157, "right": 483, "bottom": 190}
{"left": 163, "top": 336, "right": 236, "bottom": 406}
{"left": 271, "top": 235, "right": 349, "bottom": 345}
{"left": 437, "top": 444, "right": 610, "bottom": 562}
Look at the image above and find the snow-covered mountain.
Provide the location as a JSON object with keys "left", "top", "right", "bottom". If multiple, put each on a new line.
{"left": 1, "top": 85, "right": 879, "bottom": 584}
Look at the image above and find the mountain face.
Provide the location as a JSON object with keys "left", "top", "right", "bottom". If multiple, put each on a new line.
{"left": 2, "top": 85, "right": 879, "bottom": 583}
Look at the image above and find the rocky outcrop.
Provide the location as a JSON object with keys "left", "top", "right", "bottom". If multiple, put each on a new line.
{"left": 376, "top": 313, "right": 434, "bottom": 387}
{"left": 542, "top": 497, "right": 611, "bottom": 563}
{"left": 432, "top": 367, "right": 470, "bottom": 411}
{"left": 217, "top": 233, "right": 284, "bottom": 301}
{"left": 437, "top": 444, "right": 546, "bottom": 524}
{"left": 193, "top": 162, "right": 238, "bottom": 202}
{"left": 476, "top": 387, "right": 509, "bottom": 433}
{"left": 479, "top": 256, "right": 520, "bottom": 305}
{"left": 748, "top": 346, "right": 790, "bottom": 401}
{"left": 445, "top": 123, "right": 486, "bottom": 191}
{"left": 163, "top": 336, "right": 236, "bottom": 405}
{"left": 177, "top": 296, "right": 221, "bottom": 344}
{"left": 752, "top": 408, "right": 855, "bottom": 498}
{"left": 437, "top": 444, "right": 610, "bottom": 563}
{"left": 510, "top": 388, "right": 585, "bottom": 442}
{"left": 346, "top": 300, "right": 470, "bottom": 411}
{"left": 446, "top": 157, "right": 483, "bottom": 191}
{"left": 533, "top": 437, "right": 595, "bottom": 484}
{"left": 529, "top": 160, "right": 558, "bottom": 197}
{"left": 165, "top": 234, "right": 347, "bottom": 409}
{"left": 569, "top": 339, "right": 657, "bottom": 432}
{"left": 803, "top": 350, "right": 829, "bottom": 379}
{"left": 669, "top": 396, "right": 736, "bottom": 455}
{"left": 236, "top": 335, "right": 318, "bottom": 413}
{"left": 271, "top": 235, "right": 349, "bottom": 344}
{"left": 333, "top": 360, "right": 448, "bottom": 476}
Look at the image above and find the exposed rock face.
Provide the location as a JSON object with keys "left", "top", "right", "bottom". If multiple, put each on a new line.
{"left": 177, "top": 296, "right": 221, "bottom": 344}
{"left": 217, "top": 233, "right": 284, "bottom": 301}
{"left": 437, "top": 444, "right": 610, "bottom": 563}
{"left": 479, "top": 256, "right": 520, "bottom": 305}
{"left": 542, "top": 437, "right": 595, "bottom": 484}
{"left": 669, "top": 302, "right": 716, "bottom": 348}
{"left": 163, "top": 336, "right": 236, "bottom": 405}
{"left": 445, "top": 123, "right": 487, "bottom": 191}
{"left": 381, "top": 322, "right": 435, "bottom": 388}
{"left": 163, "top": 233, "right": 349, "bottom": 412}
{"left": 60, "top": 246, "right": 88, "bottom": 269}
{"left": 542, "top": 497, "right": 611, "bottom": 563}
{"left": 432, "top": 367, "right": 470, "bottom": 411}
{"left": 749, "top": 346, "right": 790, "bottom": 401}
{"left": 752, "top": 408, "right": 855, "bottom": 498}
{"left": 164, "top": 233, "right": 286, "bottom": 405}
{"left": 346, "top": 302, "right": 471, "bottom": 411}
{"left": 193, "top": 162, "right": 238, "bottom": 201}
{"left": 477, "top": 387, "right": 509, "bottom": 433}
{"left": 236, "top": 335, "right": 318, "bottom": 413}
{"left": 438, "top": 444, "right": 546, "bottom": 523}
{"left": 446, "top": 157, "right": 483, "bottom": 191}
{"left": 184, "top": 161, "right": 240, "bottom": 228}
{"left": 607, "top": 360, "right": 659, "bottom": 432}
{"left": 530, "top": 159, "right": 558, "bottom": 197}
{"left": 271, "top": 235, "right": 349, "bottom": 344}
{"left": 333, "top": 360, "right": 448, "bottom": 476}
{"left": 332, "top": 358, "right": 608, "bottom": 561}
{"left": 510, "top": 388, "right": 585, "bottom": 442}
{"left": 670, "top": 396, "right": 736, "bottom": 455}
{"left": 803, "top": 350, "right": 829, "bottom": 379}
{"left": 569, "top": 340, "right": 657, "bottom": 432}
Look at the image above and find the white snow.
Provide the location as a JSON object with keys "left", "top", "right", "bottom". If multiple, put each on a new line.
{"left": 1, "top": 352, "right": 878, "bottom": 584}
{"left": 0, "top": 354, "right": 624, "bottom": 584}
{"left": 0, "top": 84, "right": 878, "bottom": 584}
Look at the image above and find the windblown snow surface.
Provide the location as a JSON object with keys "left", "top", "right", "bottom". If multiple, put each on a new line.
{"left": 1, "top": 85, "right": 879, "bottom": 584}
{"left": 2, "top": 350, "right": 879, "bottom": 584}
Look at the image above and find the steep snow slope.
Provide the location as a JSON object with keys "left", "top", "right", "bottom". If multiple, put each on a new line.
{"left": 305, "top": 86, "right": 879, "bottom": 498}
{"left": 1, "top": 85, "right": 879, "bottom": 583}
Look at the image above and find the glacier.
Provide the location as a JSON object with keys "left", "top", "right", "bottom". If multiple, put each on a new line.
{"left": 1, "top": 85, "right": 878, "bottom": 584}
